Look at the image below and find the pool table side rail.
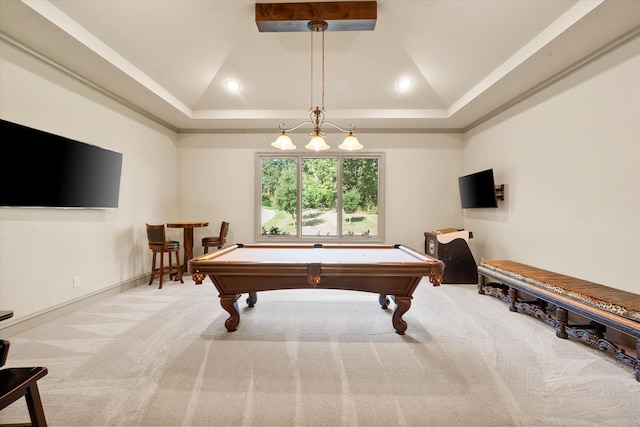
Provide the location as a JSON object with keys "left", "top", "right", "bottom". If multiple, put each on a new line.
{"left": 189, "top": 243, "right": 441, "bottom": 266}
{"left": 188, "top": 244, "right": 444, "bottom": 281}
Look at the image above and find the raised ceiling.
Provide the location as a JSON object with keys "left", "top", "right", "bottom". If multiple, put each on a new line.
{"left": 1, "top": 0, "right": 639, "bottom": 133}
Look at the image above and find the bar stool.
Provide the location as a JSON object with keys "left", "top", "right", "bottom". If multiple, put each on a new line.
{"left": 146, "top": 223, "right": 183, "bottom": 289}
{"left": 202, "top": 221, "right": 230, "bottom": 254}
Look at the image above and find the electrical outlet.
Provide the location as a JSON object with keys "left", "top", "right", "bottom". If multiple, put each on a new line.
{"left": 73, "top": 276, "right": 81, "bottom": 288}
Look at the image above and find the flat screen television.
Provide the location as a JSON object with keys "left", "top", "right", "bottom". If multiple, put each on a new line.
{"left": 458, "top": 168, "right": 499, "bottom": 208}
{"left": 0, "top": 119, "right": 123, "bottom": 208}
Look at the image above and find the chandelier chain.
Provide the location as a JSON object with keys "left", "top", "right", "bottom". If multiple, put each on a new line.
{"left": 322, "top": 28, "right": 325, "bottom": 111}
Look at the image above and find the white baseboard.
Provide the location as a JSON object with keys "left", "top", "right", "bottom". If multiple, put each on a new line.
{"left": 0, "top": 274, "right": 150, "bottom": 338}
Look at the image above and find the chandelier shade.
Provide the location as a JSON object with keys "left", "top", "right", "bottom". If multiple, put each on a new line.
{"left": 273, "top": 20, "right": 362, "bottom": 151}
{"left": 338, "top": 133, "right": 363, "bottom": 151}
{"left": 271, "top": 132, "right": 296, "bottom": 150}
{"left": 305, "top": 134, "right": 331, "bottom": 151}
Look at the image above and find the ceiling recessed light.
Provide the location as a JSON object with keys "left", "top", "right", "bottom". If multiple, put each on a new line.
{"left": 397, "top": 78, "right": 412, "bottom": 91}
{"left": 225, "top": 80, "right": 240, "bottom": 91}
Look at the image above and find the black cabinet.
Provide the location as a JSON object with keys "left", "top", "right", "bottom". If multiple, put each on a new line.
{"left": 424, "top": 229, "right": 478, "bottom": 284}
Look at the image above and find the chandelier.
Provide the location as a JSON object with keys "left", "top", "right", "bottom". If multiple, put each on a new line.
{"left": 271, "top": 20, "right": 363, "bottom": 151}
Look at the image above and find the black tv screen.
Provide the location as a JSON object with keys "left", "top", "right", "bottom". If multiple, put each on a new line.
{"left": 0, "top": 119, "right": 123, "bottom": 208}
{"left": 458, "top": 168, "right": 498, "bottom": 208}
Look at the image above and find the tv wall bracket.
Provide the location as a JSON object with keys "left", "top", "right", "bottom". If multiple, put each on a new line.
{"left": 495, "top": 185, "right": 505, "bottom": 201}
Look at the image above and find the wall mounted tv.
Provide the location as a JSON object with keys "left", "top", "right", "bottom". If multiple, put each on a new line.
{"left": 0, "top": 119, "right": 123, "bottom": 209}
{"left": 458, "top": 168, "right": 502, "bottom": 209}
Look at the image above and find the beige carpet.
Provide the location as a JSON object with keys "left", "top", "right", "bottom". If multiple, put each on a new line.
{"left": 1, "top": 275, "right": 639, "bottom": 426}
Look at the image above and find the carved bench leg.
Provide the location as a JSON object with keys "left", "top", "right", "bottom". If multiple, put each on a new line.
{"left": 636, "top": 339, "right": 640, "bottom": 382}
{"left": 508, "top": 287, "right": 518, "bottom": 312}
{"left": 556, "top": 307, "right": 568, "bottom": 339}
{"left": 478, "top": 274, "right": 485, "bottom": 295}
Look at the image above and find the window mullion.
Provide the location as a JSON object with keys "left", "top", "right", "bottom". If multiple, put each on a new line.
{"left": 336, "top": 155, "right": 343, "bottom": 237}
{"left": 296, "top": 156, "right": 302, "bottom": 237}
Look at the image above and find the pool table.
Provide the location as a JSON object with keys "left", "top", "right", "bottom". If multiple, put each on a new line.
{"left": 188, "top": 243, "right": 445, "bottom": 334}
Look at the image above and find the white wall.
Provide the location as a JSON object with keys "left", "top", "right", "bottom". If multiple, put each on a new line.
{"left": 0, "top": 41, "right": 180, "bottom": 327}
{"left": 2, "top": 31, "right": 637, "bottom": 335}
{"left": 462, "top": 38, "right": 640, "bottom": 293}
{"left": 0, "top": 37, "right": 465, "bottom": 332}
{"left": 176, "top": 133, "right": 465, "bottom": 256}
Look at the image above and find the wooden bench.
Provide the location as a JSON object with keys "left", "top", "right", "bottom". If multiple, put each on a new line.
{"left": 477, "top": 260, "right": 640, "bottom": 382}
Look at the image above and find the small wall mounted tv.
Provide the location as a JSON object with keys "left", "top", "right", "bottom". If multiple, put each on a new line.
{"left": 458, "top": 168, "right": 500, "bottom": 209}
{"left": 0, "top": 119, "right": 123, "bottom": 209}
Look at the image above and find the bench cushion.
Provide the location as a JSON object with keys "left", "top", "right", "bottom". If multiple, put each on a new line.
{"left": 480, "top": 260, "right": 640, "bottom": 323}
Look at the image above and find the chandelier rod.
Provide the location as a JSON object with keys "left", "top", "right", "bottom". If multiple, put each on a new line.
{"left": 309, "top": 20, "right": 327, "bottom": 113}
{"left": 310, "top": 21, "right": 314, "bottom": 111}
{"left": 272, "top": 19, "right": 362, "bottom": 151}
{"left": 321, "top": 21, "right": 325, "bottom": 111}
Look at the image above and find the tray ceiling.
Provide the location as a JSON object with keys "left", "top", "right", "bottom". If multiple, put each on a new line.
{"left": 1, "top": 0, "right": 639, "bottom": 133}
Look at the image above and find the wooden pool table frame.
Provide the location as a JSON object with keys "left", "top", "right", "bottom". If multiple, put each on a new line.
{"left": 189, "top": 243, "right": 444, "bottom": 334}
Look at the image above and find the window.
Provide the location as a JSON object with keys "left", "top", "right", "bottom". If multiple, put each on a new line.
{"left": 257, "top": 153, "right": 384, "bottom": 242}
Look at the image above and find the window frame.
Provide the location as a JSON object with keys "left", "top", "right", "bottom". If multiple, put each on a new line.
{"left": 255, "top": 152, "right": 385, "bottom": 243}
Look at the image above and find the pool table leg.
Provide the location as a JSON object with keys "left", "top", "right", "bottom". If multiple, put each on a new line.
{"left": 220, "top": 294, "right": 241, "bottom": 332}
{"left": 246, "top": 292, "right": 258, "bottom": 307}
{"left": 378, "top": 294, "right": 390, "bottom": 309}
{"left": 391, "top": 296, "right": 411, "bottom": 335}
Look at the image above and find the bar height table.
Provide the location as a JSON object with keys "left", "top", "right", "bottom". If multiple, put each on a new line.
{"left": 166, "top": 221, "right": 209, "bottom": 272}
